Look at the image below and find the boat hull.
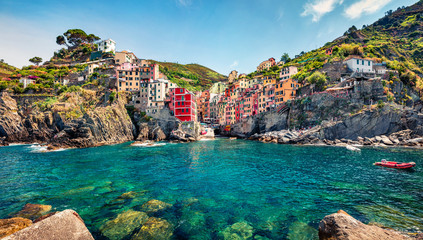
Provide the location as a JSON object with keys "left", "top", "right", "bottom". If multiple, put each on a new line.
{"left": 374, "top": 161, "right": 416, "bottom": 169}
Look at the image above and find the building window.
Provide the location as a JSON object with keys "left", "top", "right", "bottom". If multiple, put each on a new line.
{"left": 357, "top": 60, "right": 359, "bottom": 65}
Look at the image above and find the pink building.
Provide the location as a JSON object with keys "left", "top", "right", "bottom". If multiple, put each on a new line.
{"left": 280, "top": 66, "right": 298, "bottom": 80}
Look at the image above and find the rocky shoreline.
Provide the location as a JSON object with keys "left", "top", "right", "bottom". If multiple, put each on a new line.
{"left": 245, "top": 128, "right": 423, "bottom": 148}
{"left": 2, "top": 203, "right": 421, "bottom": 239}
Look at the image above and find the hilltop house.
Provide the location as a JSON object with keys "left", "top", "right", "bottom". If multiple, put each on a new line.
{"left": 257, "top": 58, "right": 276, "bottom": 72}
{"left": 228, "top": 70, "right": 238, "bottom": 83}
{"left": 97, "top": 39, "right": 116, "bottom": 53}
{"left": 19, "top": 78, "right": 36, "bottom": 88}
{"left": 344, "top": 57, "right": 374, "bottom": 73}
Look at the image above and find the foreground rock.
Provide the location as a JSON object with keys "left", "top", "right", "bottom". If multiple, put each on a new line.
{"left": 0, "top": 218, "right": 32, "bottom": 238}
{"left": 100, "top": 210, "right": 148, "bottom": 240}
{"left": 4, "top": 209, "right": 94, "bottom": 240}
{"left": 319, "top": 210, "right": 410, "bottom": 240}
{"left": 12, "top": 203, "right": 52, "bottom": 221}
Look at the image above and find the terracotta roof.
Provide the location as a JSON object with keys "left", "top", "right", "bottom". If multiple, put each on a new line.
{"left": 343, "top": 55, "right": 373, "bottom": 62}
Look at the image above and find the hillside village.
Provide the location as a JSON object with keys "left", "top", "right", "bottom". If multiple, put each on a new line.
{"left": 0, "top": 1, "right": 423, "bottom": 144}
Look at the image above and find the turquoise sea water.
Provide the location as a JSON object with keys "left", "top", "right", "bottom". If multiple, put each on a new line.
{"left": 0, "top": 139, "right": 422, "bottom": 239}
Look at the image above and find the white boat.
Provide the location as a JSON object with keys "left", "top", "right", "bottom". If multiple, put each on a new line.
{"left": 346, "top": 145, "right": 361, "bottom": 152}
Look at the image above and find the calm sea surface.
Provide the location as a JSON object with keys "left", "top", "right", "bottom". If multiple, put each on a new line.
{"left": 0, "top": 139, "right": 422, "bottom": 239}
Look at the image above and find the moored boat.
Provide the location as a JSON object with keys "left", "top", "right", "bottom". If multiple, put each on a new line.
{"left": 374, "top": 160, "right": 416, "bottom": 169}
{"left": 346, "top": 145, "right": 361, "bottom": 152}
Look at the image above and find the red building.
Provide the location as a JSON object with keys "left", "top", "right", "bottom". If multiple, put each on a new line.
{"left": 169, "top": 88, "right": 197, "bottom": 122}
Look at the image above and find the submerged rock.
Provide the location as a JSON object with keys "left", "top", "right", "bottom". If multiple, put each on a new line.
{"left": 319, "top": 210, "right": 409, "bottom": 240}
{"left": 118, "top": 191, "right": 141, "bottom": 199}
{"left": 100, "top": 210, "right": 149, "bottom": 240}
{"left": 3, "top": 209, "right": 94, "bottom": 240}
{"left": 131, "top": 217, "right": 173, "bottom": 240}
{"left": 286, "top": 221, "right": 318, "bottom": 240}
{"left": 0, "top": 217, "right": 32, "bottom": 238}
{"left": 12, "top": 203, "right": 52, "bottom": 220}
{"left": 222, "top": 221, "right": 254, "bottom": 240}
{"left": 141, "top": 200, "right": 172, "bottom": 214}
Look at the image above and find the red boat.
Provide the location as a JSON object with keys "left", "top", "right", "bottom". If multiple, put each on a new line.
{"left": 374, "top": 160, "right": 416, "bottom": 169}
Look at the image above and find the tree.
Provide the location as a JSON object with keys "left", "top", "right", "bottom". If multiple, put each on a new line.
{"left": 307, "top": 71, "right": 327, "bottom": 91}
{"left": 280, "top": 53, "right": 291, "bottom": 63}
{"left": 29, "top": 56, "right": 42, "bottom": 66}
{"left": 56, "top": 29, "right": 100, "bottom": 48}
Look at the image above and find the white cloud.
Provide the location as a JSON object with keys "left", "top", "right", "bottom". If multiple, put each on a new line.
{"left": 302, "top": 0, "right": 344, "bottom": 22}
{"left": 230, "top": 61, "right": 239, "bottom": 68}
{"left": 344, "top": 0, "right": 392, "bottom": 19}
{"left": 177, "top": 0, "right": 192, "bottom": 7}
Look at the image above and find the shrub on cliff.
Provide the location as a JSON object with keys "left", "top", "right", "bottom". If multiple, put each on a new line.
{"left": 109, "top": 91, "right": 116, "bottom": 103}
{"left": 307, "top": 72, "right": 327, "bottom": 91}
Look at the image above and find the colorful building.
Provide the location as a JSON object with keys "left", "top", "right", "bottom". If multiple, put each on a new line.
{"left": 117, "top": 63, "right": 142, "bottom": 92}
{"left": 169, "top": 88, "right": 197, "bottom": 122}
{"left": 257, "top": 58, "right": 276, "bottom": 72}
{"left": 275, "top": 78, "right": 302, "bottom": 105}
{"left": 280, "top": 66, "right": 298, "bottom": 80}
{"left": 97, "top": 39, "right": 116, "bottom": 53}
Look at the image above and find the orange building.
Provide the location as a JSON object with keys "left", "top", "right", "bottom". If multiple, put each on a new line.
{"left": 275, "top": 79, "right": 302, "bottom": 105}
{"left": 263, "top": 76, "right": 277, "bottom": 86}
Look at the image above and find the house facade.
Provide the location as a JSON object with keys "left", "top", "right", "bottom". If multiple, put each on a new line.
{"left": 344, "top": 57, "right": 374, "bottom": 73}
{"left": 280, "top": 66, "right": 298, "bottom": 80}
{"left": 169, "top": 88, "right": 197, "bottom": 122}
{"left": 257, "top": 58, "right": 276, "bottom": 72}
{"left": 275, "top": 78, "right": 301, "bottom": 105}
{"left": 97, "top": 39, "right": 116, "bottom": 53}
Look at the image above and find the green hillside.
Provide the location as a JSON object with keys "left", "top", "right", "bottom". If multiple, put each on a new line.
{"left": 151, "top": 60, "right": 227, "bottom": 91}
{"left": 0, "top": 61, "right": 18, "bottom": 80}
{"left": 284, "top": 0, "right": 423, "bottom": 91}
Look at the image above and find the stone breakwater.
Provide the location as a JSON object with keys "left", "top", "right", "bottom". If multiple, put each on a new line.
{"left": 248, "top": 128, "right": 423, "bottom": 148}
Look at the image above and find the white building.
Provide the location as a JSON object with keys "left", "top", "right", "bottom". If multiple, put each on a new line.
{"left": 97, "top": 39, "right": 116, "bottom": 53}
{"left": 344, "top": 57, "right": 374, "bottom": 73}
{"left": 280, "top": 66, "right": 298, "bottom": 80}
{"left": 19, "top": 78, "right": 36, "bottom": 88}
{"left": 137, "top": 79, "right": 178, "bottom": 113}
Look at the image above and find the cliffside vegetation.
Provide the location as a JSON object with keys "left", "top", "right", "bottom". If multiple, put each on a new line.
{"left": 0, "top": 64, "right": 87, "bottom": 94}
{"left": 0, "top": 60, "right": 18, "bottom": 80}
{"left": 50, "top": 29, "right": 102, "bottom": 64}
{"left": 151, "top": 60, "right": 227, "bottom": 91}
{"left": 280, "top": 1, "right": 423, "bottom": 92}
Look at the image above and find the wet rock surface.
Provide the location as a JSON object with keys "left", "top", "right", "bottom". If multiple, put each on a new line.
{"left": 12, "top": 203, "right": 52, "bottom": 221}
{"left": 0, "top": 217, "right": 32, "bottom": 238}
{"left": 319, "top": 210, "right": 410, "bottom": 240}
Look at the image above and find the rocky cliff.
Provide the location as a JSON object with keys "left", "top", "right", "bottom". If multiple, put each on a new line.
{"left": 134, "top": 109, "right": 200, "bottom": 143}
{"left": 0, "top": 91, "right": 134, "bottom": 148}
{"left": 227, "top": 110, "right": 289, "bottom": 138}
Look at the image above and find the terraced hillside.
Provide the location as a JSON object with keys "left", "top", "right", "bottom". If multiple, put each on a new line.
{"left": 151, "top": 60, "right": 227, "bottom": 91}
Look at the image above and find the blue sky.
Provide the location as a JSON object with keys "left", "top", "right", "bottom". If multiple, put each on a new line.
{"left": 0, "top": 0, "right": 418, "bottom": 75}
